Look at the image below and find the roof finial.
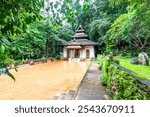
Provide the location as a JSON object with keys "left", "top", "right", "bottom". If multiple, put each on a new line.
{"left": 77, "top": 24, "right": 84, "bottom": 31}
{"left": 73, "top": 38, "right": 76, "bottom": 42}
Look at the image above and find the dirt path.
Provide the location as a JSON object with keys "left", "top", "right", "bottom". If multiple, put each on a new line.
{"left": 74, "top": 61, "right": 109, "bottom": 100}
{"left": 0, "top": 60, "right": 90, "bottom": 100}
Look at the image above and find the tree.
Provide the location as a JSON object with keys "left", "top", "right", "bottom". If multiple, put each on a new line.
{"left": 76, "top": 0, "right": 127, "bottom": 53}
{"left": 104, "top": 0, "right": 150, "bottom": 52}
{"left": 0, "top": 0, "right": 44, "bottom": 79}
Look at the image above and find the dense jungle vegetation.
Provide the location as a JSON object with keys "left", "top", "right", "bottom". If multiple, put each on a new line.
{"left": 0, "top": 0, "right": 150, "bottom": 79}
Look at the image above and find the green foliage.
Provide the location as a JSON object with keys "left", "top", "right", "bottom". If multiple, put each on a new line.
{"left": 97, "top": 55, "right": 150, "bottom": 100}
{"left": 12, "top": 21, "right": 46, "bottom": 60}
{"left": 0, "top": 0, "right": 43, "bottom": 35}
{"left": 10, "top": 18, "right": 74, "bottom": 61}
{"left": 0, "top": 0, "right": 77, "bottom": 80}
{"left": 55, "top": 55, "right": 61, "bottom": 60}
{"left": 105, "top": 0, "right": 150, "bottom": 51}
{"left": 101, "top": 56, "right": 111, "bottom": 86}
{"left": 0, "top": 0, "right": 44, "bottom": 79}
{"left": 76, "top": 0, "right": 127, "bottom": 53}
{"left": 109, "top": 65, "right": 149, "bottom": 100}
{"left": 89, "top": 19, "right": 111, "bottom": 53}
{"left": 113, "top": 59, "right": 120, "bottom": 64}
{"left": 46, "top": 0, "right": 92, "bottom": 30}
{"left": 41, "top": 57, "right": 47, "bottom": 63}
{"left": 97, "top": 55, "right": 104, "bottom": 69}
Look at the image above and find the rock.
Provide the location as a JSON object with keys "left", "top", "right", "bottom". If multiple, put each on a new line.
{"left": 130, "top": 58, "right": 138, "bottom": 64}
{"left": 109, "top": 52, "right": 113, "bottom": 58}
{"left": 138, "top": 52, "right": 149, "bottom": 66}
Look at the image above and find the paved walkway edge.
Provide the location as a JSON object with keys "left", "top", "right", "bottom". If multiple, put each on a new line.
{"left": 73, "top": 61, "right": 93, "bottom": 99}
{"left": 73, "top": 61, "right": 109, "bottom": 100}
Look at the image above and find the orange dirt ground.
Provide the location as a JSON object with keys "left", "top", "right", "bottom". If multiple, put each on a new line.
{"left": 0, "top": 60, "right": 90, "bottom": 100}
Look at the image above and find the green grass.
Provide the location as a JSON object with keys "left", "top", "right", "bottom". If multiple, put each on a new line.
{"left": 115, "top": 56, "right": 150, "bottom": 80}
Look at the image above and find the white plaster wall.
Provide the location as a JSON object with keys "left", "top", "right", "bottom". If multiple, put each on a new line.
{"left": 80, "top": 49, "right": 86, "bottom": 58}
{"left": 84, "top": 46, "right": 95, "bottom": 58}
{"left": 63, "top": 48, "right": 67, "bottom": 58}
{"left": 89, "top": 47, "right": 95, "bottom": 58}
{"left": 63, "top": 46, "right": 95, "bottom": 58}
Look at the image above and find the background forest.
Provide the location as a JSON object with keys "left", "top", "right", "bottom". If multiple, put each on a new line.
{"left": 0, "top": 0, "right": 150, "bottom": 78}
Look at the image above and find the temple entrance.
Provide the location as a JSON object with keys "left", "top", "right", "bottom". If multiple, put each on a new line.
{"left": 67, "top": 50, "right": 70, "bottom": 58}
{"left": 86, "top": 49, "right": 90, "bottom": 58}
{"left": 75, "top": 49, "right": 80, "bottom": 58}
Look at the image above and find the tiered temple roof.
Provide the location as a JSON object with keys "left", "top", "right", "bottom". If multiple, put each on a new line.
{"left": 63, "top": 25, "right": 98, "bottom": 47}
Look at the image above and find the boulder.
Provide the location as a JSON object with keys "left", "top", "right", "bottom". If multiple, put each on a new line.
{"left": 138, "top": 52, "right": 149, "bottom": 66}
{"left": 130, "top": 58, "right": 138, "bottom": 64}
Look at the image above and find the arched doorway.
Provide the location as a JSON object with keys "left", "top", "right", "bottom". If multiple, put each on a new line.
{"left": 86, "top": 49, "right": 90, "bottom": 58}
{"left": 75, "top": 49, "right": 80, "bottom": 58}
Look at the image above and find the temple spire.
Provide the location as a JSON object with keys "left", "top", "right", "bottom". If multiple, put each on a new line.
{"left": 77, "top": 25, "right": 84, "bottom": 31}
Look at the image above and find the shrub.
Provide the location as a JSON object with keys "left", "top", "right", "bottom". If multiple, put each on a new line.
{"left": 90, "top": 57, "right": 94, "bottom": 61}
{"left": 101, "top": 56, "right": 111, "bottom": 86}
{"left": 97, "top": 55, "right": 150, "bottom": 100}
{"left": 113, "top": 59, "right": 120, "bottom": 64}
{"left": 97, "top": 55, "right": 104, "bottom": 69}
{"left": 41, "top": 57, "right": 47, "bottom": 63}
{"left": 109, "top": 65, "right": 149, "bottom": 100}
{"left": 14, "top": 60, "right": 23, "bottom": 66}
{"left": 55, "top": 55, "right": 61, "bottom": 60}
{"left": 23, "top": 60, "right": 31, "bottom": 64}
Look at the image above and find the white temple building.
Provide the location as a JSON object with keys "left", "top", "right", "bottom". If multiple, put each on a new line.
{"left": 62, "top": 25, "right": 98, "bottom": 59}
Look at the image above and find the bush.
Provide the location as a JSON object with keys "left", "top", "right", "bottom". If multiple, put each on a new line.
{"left": 55, "top": 55, "right": 61, "bottom": 60}
{"left": 109, "top": 65, "right": 149, "bottom": 100}
{"left": 41, "top": 57, "right": 47, "bottom": 63}
{"left": 101, "top": 56, "right": 111, "bottom": 86}
{"left": 14, "top": 60, "right": 23, "bottom": 66}
{"left": 113, "top": 59, "right": 120, "bottom": 64}
{"left": 97, "top": 55, "right": 150, "bottom": 100}
{"left": 97, "top": 55, "right": 104, "bottom": 69}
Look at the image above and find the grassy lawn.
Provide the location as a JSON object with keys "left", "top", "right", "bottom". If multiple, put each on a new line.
{"left": 115, "top": 56, "right": 150, "bottom": 80}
